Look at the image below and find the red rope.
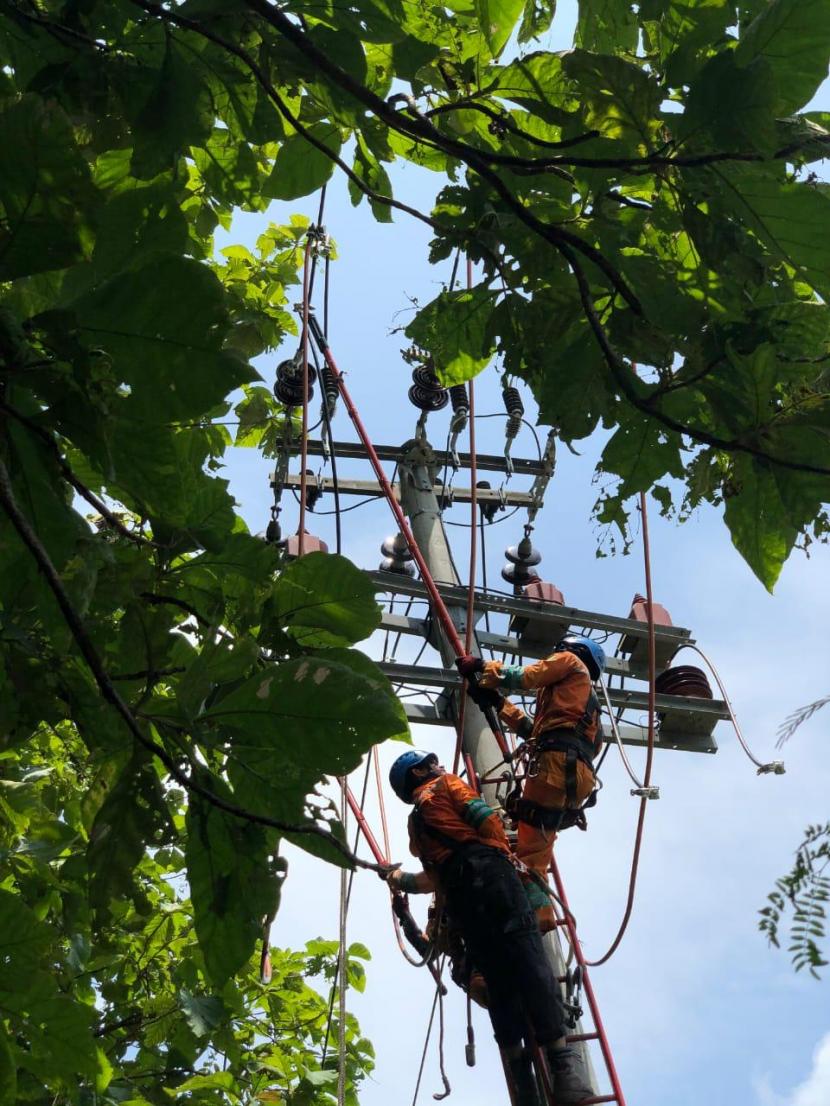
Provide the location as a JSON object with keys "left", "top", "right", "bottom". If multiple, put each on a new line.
{"left": 453, "top": 257, "right": 479, "bottom": 775}
{"left": 297, "top": 236, "right": 312, "bottom": 556}
{"left": 585, "top": 490, "right": 657, "bottom": 966}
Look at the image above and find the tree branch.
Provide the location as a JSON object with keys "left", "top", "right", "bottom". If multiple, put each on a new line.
{"left": 0, "top": 398, "right": 156, "bottom": 547}
{"left": 0, "top": 457, "right": 382, "bottom": 873}
{"left": 129, "top": 0, "right": 439, "bottom": 232}
{"left": 558, "top": 242, "right": 830, "bottom": 478}
{"left": 244, "top": 0, "right": 642, "bottom": 315}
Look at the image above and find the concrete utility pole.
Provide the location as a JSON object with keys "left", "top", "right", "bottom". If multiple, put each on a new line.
{"left": 398, "top": 435, "right": 600, "bottom": 1095}
{"left": 398, "top": 437, "right": 504, "bottom": 806}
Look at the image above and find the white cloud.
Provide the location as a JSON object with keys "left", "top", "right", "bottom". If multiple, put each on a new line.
{"left": 757, "top": 1033, "right": 830, "bottom": 1106}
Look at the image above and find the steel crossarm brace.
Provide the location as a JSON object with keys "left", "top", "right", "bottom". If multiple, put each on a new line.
{"left": 378, "top": 610, "right": 639, "bottom": 679}
{"left": 396, "top": 700, "right": 717, "bottom": 752}
{"left": 378, "top": 661, "right": 729, "bottom": 719}
{"left": 279, "top": 472, "right": 535, "bottom": 506}
{"left": 297, "top": 439, "right": 550, "bottom": 476}
{"left": 370, "top": 571, "right": 692, "bottom": 646}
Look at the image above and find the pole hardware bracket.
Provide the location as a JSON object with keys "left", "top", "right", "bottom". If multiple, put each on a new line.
{"left": 630, "top": 786, "right": 660, "bottom": 800}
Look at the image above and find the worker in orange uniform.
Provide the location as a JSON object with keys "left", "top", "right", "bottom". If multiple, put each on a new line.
{"left": 457, "top": 636, "right": 606, "bottom": 932}
{"left": 385, "top": 749, "right": 593, "bottom": 1106}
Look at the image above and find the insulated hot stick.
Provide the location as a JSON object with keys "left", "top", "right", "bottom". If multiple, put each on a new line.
{"left": 307, "top": 311, "right": 512, "bottom": 761}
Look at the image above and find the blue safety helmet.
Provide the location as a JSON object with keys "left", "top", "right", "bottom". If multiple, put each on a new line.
{"left": 555, "top": 635, "right": 606, "bottom": 681}
{"left": 389, "top": 749, "right": 436, "bottom": 803}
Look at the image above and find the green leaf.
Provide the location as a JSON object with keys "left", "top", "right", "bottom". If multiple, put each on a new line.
{"left": 0, "top": 96, "right": 94, "bottom": 280}
{"left": 179, "top": 990, "right": 227, "bottom": 1038}
{"left": 0, "top": 1022, "right": 16, "bottom": 1106}
{"left": 518, "top": 0, "right": 556, "bottom": 44}
{"left": 475, "top": 0, "right": 525, "bottom": 57}
{"left": 218, "top": 656, "right": 408, "bottom": 828}
{"left": 406, "top": 284, "right": 497, "bottom": 385}
{"left": 70, "top": 255, "right": 257, "bottom": 421}
{"left": 736, "top": 0, "right": 830, "bottom": 115}
{"left": 682, "top": 51, "right": 778, "bottom": 153}
{"left": 130, "top": 39, "right": 214, "bottom": 178}
{"left": 710, "top": 166, "right": 830, "bottom": 301}
{"left": 272, "top": 552, "right": 381, "bottom": 648}
{"left": 186, "top": 790, "right": 279, "bottom": 986}
{"left": 600, "top": 416, "right": 685, "bottom": 496}
{"left": 575, "top": 0, "right": 637, "bottom": 55}
{"left": 561, "top": 49, "right": 661, "bottom": 147}
{"left": 265, "top": 125, "right": 342, "bottom": 201}
{"left": 494, "top": 52, "right": 575, "bottom": 124}
{"left": 723, "top": 457, "right": 797, "bottom": 589}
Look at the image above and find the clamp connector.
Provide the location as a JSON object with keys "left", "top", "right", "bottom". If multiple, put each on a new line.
{"left": 630, "top": 786, "right": 660, "bottom": 799}
{"left": 757, "top": 761, "right": 786, "bottom": 776}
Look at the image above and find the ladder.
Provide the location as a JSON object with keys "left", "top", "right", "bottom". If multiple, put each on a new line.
{"left": 540, "top": 855, "right": 626, "bottom": 1106}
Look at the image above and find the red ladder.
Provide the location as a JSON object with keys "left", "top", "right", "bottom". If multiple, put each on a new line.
{"left": 542, "top": 856, "right": 626, "bottom": 1106}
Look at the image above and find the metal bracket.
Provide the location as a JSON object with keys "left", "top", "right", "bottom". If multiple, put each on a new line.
{"left": 757, "top": 761, "right": 786, "bottom": 776}
{"left": 630, "top": 786, "right": 660, "bottom": 799}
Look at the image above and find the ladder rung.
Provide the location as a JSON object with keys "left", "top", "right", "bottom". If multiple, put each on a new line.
{"left": 576, "top": 1096, "right": 618, "bottom": 1105}
{"left": 566, "top": 1032, "right": 599, "bottom": 1043}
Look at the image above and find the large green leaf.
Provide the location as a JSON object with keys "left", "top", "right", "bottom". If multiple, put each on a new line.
{"left": 406, "top": 284, "right": 497, "bottom": 385}
{"left": 576, "top": 0, "right": 638, "bottom": 54}
{"left": 185, "top": 790, "right": 279, "bottom": 985}
{"left": 70, "top": 255, "right": 257, "bottom": 421}
{"left": 561, "top": 49, "right": 661, "bottom": 148}
{"left": 0, "top": 96, "right": 95, "bottom": 280}
{"left": 736, "top": 0, "right": 830, "bottom": 115}
{"left": 710, "top": 166, "right": 830, "bottom": 301}
{"left": 475, "top": 0, "right": 525, "bottom": 57}
{"left": 272, "top": 552, "right": 381, "bottom": 648}
{"left": 682, "top": 51, "right": 778, "bottom": 153}
{"left": 265, "top": 125, "right": 342, "bottom": 201}
{"left": 129, "top": 38, "right": 214, "bottom": 178}
{"left": 216, "top": 655, "right": 408, "bottom": 822}
{"left": 0, "top": 1022, "right": 15, "bottom": 1106}
{"left": 723, "top": 456, "right": 798, "bottom": 590}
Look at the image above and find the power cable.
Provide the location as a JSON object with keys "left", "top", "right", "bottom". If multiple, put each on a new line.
{"left": 297, "top": 236, "right": 312, "bottom": 554}
{"left": 586, "top": 491, "right": 657, "bottom": 966}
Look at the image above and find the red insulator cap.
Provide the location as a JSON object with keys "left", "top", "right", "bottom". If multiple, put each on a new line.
{"left": 284, "top": 532, "right": 329, "bottom": 558}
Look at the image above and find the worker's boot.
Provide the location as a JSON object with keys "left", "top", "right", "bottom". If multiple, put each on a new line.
{"left": 506, "top": 1050, "right": 542, "bottom": 1106}
{"left": 547, "top": 1044, "right": 593, "bottom": 1104}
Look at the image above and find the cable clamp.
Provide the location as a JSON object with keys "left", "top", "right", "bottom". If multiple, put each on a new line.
{"left": 630, "top": 786, "right": 660, "bottom": 799}
{"left": 757, "top": 761, "right": 786, "bottom": 776}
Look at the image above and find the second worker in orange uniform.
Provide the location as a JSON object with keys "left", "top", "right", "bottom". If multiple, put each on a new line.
{"left": 457, "top": 635, "right": 606, "bottom": 932}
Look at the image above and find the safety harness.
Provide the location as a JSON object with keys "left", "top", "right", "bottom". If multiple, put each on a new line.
{"left": 507, "top": 685, "right": 602, "bottom": 833}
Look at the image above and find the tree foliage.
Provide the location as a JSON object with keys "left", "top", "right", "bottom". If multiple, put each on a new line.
{"left": 2, "top": 0, "right": 830, "bottom": 1094}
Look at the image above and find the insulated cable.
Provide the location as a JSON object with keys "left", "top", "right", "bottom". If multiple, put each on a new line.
{"left": 597, "top": 678, "right": 659, "bottom": 797}
{"left": 586, "top": 491, "right": 658, "bottom": 967}
{"left": 674, "top": 642, "right": 785, "bottom": 775}
{"left": 297, "top": 236, "right": 312, "bottom": 555}
{"left": 337, "top": 778, "right": 348, "bottom": 1106}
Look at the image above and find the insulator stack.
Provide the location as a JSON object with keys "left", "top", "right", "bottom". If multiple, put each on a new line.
{"left": 408, "top": 366, "right": 449, "bottom": 411}
{"left": 501, "top": 533, "right": 542, "bottom": 591}
{"left": 274, "top": 354, "right": 316, "bottom": 407}
{"left": 655, "top": 666, "right": 713, "bottom": 700}
{"left": 379, "top": 533, "right": 416, "bottom": 577}
{"left": 619, "top": 592, "right": 677, "bottom": 670}
{"left": 449, "top": 384, "right": 469, "bottom": 421}
{"left": 320, "top": 362, "right": 338, "bottom": 419}
{"left": 265, "top": 515, "right": 282, "bottom": 544}
{"left": 502, "top": 385, "right": 524, "bottom": 442}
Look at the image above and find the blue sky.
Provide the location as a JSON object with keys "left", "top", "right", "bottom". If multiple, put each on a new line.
{"left": 215, "top": 6, "right": 830, "bottom": 1105}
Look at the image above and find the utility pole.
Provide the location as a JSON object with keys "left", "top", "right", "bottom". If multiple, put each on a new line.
{"left": 397, "top": 434, "right": 601, "bottom": 1097}
{"left": 397, "top": 437, "right": 504, "bottom": 806}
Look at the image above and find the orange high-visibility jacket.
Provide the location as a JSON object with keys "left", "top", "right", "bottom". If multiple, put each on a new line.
{"left": 408, "top": 773, "right": 511, "bottom": 868}
{"left": 480, "top": 651, "right": 601, "bottom": 753}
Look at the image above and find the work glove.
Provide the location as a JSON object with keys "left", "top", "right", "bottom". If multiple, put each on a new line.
{"left": 466, "top": 683, "right": 504, "bottom": 711}
{"left": 456, "top": 654, "right": 484, "bottom": 677}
